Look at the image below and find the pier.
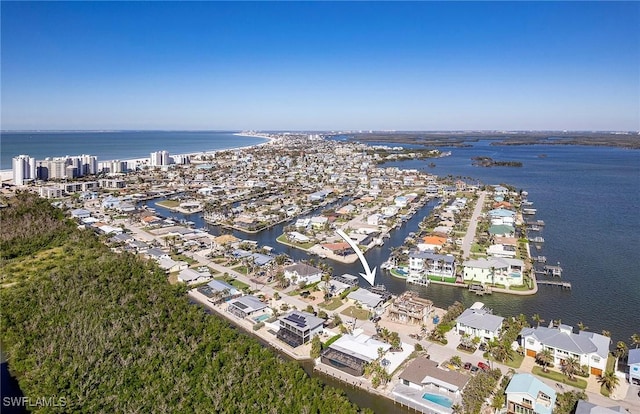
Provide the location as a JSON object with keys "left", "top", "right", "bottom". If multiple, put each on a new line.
{"left": 536, "top": 279, "right": 572, "bottom": 289}
{"left": 529, "top": 236, "right": 545, "bottom": 243}
{"left": 525, "top": 219, "right": 545, "bottom": 226}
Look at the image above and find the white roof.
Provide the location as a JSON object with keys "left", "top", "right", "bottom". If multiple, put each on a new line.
{"left": 329, "top": 333, "right": 391, "bottom": 363}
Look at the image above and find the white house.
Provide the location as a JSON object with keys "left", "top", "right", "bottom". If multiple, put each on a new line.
{"left": 381, "top": 205, "right": 400, "bottom": 217}
{"left": 505, "top": 374, "right": 556, "bottom": 414}
{"left": 408, "top": 251, "right": 456, "bottom": 279}
{"left": 462, "top": 257, "right": 524, "bottom": 287}
{"left": 367, "top": 213, "right": 383, "bottom": 226}
{"left": 519, "top": 325, "right": 611, "bottom": 376}
{"left": 177, "top": 268, "right": 211, "bottom": 284}
{"left": 487, "top": 244, "right": 517, "bottom": 258}
{"left": 455, "top": 302, "right": 504, "bottom": 343}
{"left": 283, "top": 262, "right": 323, "bottom": 285}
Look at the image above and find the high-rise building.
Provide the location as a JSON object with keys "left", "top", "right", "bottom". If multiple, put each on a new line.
{"left": 150, "top": 150, "right": 170, "bottom": 167}
{"left": 12, "top": 155, "right": 36, "bottom": 185}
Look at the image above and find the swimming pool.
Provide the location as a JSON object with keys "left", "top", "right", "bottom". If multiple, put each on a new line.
{"left": 254, "top": 314, "right": 270, "bottom": 323}
{"left": 422, "top": 392, "right": 453, "bottom": 408}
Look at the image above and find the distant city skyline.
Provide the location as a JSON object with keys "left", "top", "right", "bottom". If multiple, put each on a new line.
{"left": 2, "top": 1, "right": 638, "bottom": 131}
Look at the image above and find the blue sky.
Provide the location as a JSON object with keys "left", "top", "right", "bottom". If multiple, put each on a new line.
{"left": 2, "top": 1, "right": 638, "bottom": 131}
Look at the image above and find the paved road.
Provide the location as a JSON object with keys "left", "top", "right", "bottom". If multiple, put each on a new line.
{"left": 461, "top": 191, "right": 487, "bottom": 260}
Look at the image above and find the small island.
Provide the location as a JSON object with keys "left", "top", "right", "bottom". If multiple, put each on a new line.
{"left": 471, "top": 156, "right": 523, "bottom": 167}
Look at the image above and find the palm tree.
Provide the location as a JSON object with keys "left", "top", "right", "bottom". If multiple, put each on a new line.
{"left": 601, "top": 330, "right": 611, "bottom": 338}
{"left": 597, "top": 370, "right": 620, "bottom": 394}
{"left": 536, "top": 348, "right": 554, "bottom": 373}
{"left": 631, "top": 333, "right": 640, "bottom": 349}
{"left": 615, "top": 341, "right": 628, "bottom": 368}
{"left": 491, "top": 393, "right": 505, "bottom": 414}
{"left": 532, "top": 313, "right": 544, "bottom": 328}
{"left": 577, "top": 321, "right": 588, "bottom": 331}
{"left": 561, "top": 356, "right": 580, "bottom": 380}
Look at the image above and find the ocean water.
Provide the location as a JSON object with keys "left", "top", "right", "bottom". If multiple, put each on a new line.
{"left": 0, "top": 131, "right": 268, "bottom": 170}
{"left": 373, "top": 139, "right": 640, "bottom": 344}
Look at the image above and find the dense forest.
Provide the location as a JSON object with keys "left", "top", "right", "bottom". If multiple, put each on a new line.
{"left": 0, "top": 193, "right": 367, "bottom": 413}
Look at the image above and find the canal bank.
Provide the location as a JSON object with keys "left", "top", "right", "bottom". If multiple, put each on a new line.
{"left": 187, "top": 293, "right": 412, "bottom": 414}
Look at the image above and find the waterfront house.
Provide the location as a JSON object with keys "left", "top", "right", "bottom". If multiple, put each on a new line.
{"left": 277, "top": 310, "right": 324, "bottom": 347}
{"left": 518, "top": 325, "right": 610, "bottom": 376}
{"left": 628, "top": 348, "right": 640, "bottom": 385}
{"left": 347, "top": 288, "right": 383, "bottom": 311}
{"left": 177, "top": 268, "right": 211, "bottom": 284}
{"left": 333, "top": 273, "right": 359, "bottom": 287}
{"left": 455, "top": 302, "right": 504, "bottom": 343}
{"left": 408, "top": 250, "right": 456, "bottom": 280}
{"left": 575, "top": 400, "right": 627, "bottom": 414}
{"left": 505, "top": 373, "right": 556, "bottom": 414}
{"left": 227, "top": 295, "right": 269, "bottom": 319}
{"left": 70, "top": 208, "right": 91, "bottom": 219}
{"left": 320, "top": 332, "right": 391, "bottom": 376}
{"left": 201, "top": 279, "right": 240, "bottom": 303}
{"left": 488, "top": 224, "right": 516, "bottom": 238}
{"left": 283, "top": 262, "right": 323, "bottom": 285}
{"left": 388, "top": 292, "right": 433, "bottom": 324}
{"left": 398, "top": 357, "right": 469, "bottom": 394}
{"left": 487, "top": 243, "right": 517, "bottom": 258}
{"left": 462, "top": 257, "right": 524, "bottom": 287}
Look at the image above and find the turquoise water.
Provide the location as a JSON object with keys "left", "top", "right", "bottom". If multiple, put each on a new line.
{"left": 422, "top": 392, "right": 453, "bottom": 408}
{"left": 254, "top": 314, "right": 270, "bottom": 323}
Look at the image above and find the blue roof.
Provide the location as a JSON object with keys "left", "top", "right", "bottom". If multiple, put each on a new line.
{"left": 505, "top": 374, "right": 556, "bottom": 414}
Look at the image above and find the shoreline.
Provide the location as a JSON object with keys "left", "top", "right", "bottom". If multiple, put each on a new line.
{"left": 0, "top": 132, "right": 276, "bottom": 182}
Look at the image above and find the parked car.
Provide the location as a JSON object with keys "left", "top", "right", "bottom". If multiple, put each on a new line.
{"left": 463, "top": 362, "right": 472, "bottom": 370}
{"left": 470, "top": 365, "right": 479, "bottom": 374}
{"left": 477, "top": 361, "right": 490, "bottom": 371}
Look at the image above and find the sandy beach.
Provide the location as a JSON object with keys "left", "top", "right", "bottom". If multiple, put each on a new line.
{"left": 1, "top": 132, "right": 277, "bottom": 183}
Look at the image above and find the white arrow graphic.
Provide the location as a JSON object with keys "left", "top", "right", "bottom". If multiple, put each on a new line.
{"left": 336, "top": 229, "right": 376, "bottom": 286}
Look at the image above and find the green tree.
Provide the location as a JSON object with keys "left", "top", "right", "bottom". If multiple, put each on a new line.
{"left": 561, "top": 356, "right": 580, "bottom": 380}
{"left": 532, "top": 313, "right": 544, "bottom": 327}
{"left": 553, "top": 390, "right": 587, "bottom": 414}
{"left": 577, "top": 321, "right": 588, "bottom": 331}
{"left": 597, "top": 371, "right": 620, "bottom": 394}
{"left": 536, "top": 348, "right": 554, "bottom": 373}
{"left": 310, "top": 335, "right": 322, "bottom": 359}
{"left": 631, "top": 333, "right": 640, "bottom": 349}
{"left": 491, "top": 393, "right": 505, "bottom": 413}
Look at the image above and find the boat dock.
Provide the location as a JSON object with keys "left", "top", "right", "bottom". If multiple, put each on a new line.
{"left": 468, "top": 284, "right": 492, "bottom": 296}
{"left": 536, "top": 279, "right": 571, "bottom": 289}
{"left": 529, "top": 236, "right": 545, "bottom": 243}
{"left": 525, "top": 219, "right": 545, "bottom": 226}
{"left": 533, "top": 256, "right": 547, "bottom": 263}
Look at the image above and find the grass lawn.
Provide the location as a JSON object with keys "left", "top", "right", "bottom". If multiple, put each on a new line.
{"left": 156, "top": 200, "right": 180, "bottom": 208}
{"left": 276, "top": 234, "right": 315, "bottom": 250}
{"left": 600, "top": 355, "right": 616, "bottom": 396}
{"left": 170, "top": 253, "right": 198, "bottom": 265}
{"left": 232, "top": 265, "right": 249, "bottom": 275}
{"left": 531, "top": 366, "right": 587, "bottom": 389}
{"left": 320, "top": 298, "right": 344, "bottom": 311}
{"left": 487, "top": 352, "right": 524, "bottom": 369}
{"left": 214, "top": 276, "right": 249, "bottom": 290}
{"left": 427, "top": 275, "right": 457, "bottom": 283}
{"left": 471, "top": 243, "right": 486, "bottom": 253}
{"left": 341, "top": 306, "right": 370, "bottom": 320}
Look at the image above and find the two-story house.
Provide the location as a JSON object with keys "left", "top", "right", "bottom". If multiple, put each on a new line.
{"left": 455, "top": 302, "right": 504, "bottom": 343}
{"left": 505, "top": 373, "right": 556, "bottom": 414}
{"left": 462, "top": 257, "right": 524, "bottom": 287}
{"left": 518, "top": 325, "right": 610, "bottom": 376}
